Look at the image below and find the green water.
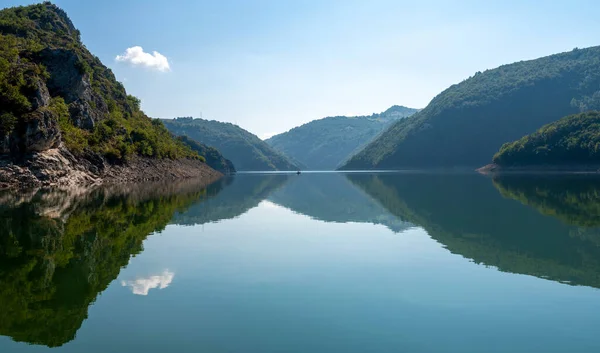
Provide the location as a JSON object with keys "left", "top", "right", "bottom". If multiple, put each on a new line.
{"left": 1, "top": 172, "right": 600, "bottom": 352}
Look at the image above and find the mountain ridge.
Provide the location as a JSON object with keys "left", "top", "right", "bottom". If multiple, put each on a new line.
{"left": 341, "top": 45, "right": 600, "bottom": 170}
{"left": 162, "top": 117, "right": 299, "bottom": 171}
{"left": 266, "top": 105, "right": 418, "bottom": 170}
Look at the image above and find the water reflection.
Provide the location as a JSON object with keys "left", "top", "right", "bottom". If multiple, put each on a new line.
{"left": 493, "top": 174, "right": 600, "bottom": 227}
{"left": 171, "top": 174, "right": 291, "bottom": 226}
{"left": 268, "top": 173, "right": 413, "bottom": 232}
{"left": 347, "top": 172, "right": 600, "bottom": 288}
{"left": 121, "top": 270, "right": 175, "bottom": 296}
{"left": 0, "top": 179, "right": 215, "bottom": 347}
{"left": 2, "top": 172, "right": 600, "bottom": 349}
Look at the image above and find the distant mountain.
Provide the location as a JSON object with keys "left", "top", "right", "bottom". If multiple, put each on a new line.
{"left": 341, "top": 46, "right": 600, "bottom": 170}
{"left": 162, "top": 118, "right": 299, "bottom": 171}
{"left": 266, "top": 106, "right": 417, "bottom": 170}
{"left": 487, "top": 111, "right": 600, "bottom": 170}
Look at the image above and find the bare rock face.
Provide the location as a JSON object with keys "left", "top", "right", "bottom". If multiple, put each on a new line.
{"left": 30, "top": 78, "right": 51, "bottom": 110}
{"left": 22, "top": 110, "right": 62, "bottom": 152}
{"left": 0, "top": 146, "right": 99, "bottom": 190}
{"left": 40, "top": 48, "right": 109, "bottom": 130}
{"left": 0, "top": 78, "right": 59, "bottom": 155}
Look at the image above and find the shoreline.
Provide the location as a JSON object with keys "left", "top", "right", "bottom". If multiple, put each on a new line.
{"left": 477, "top": 163, "right": 600, "bottom": 175}
{"left": 0, "top": 146, "right": 223, "bottom": 191}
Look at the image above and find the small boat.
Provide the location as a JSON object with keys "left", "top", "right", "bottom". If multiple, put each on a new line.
{"left": 296, "top": 170, "right": 301, "bottom": 175}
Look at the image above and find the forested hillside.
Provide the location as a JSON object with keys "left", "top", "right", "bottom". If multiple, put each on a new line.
{"left": 491, "top": 111, "right": 600, "bottom": 168}
{"left": 341, "top": 46, "right": 600, "bottom": 170}
{"left": 176, "top": 135, "right": 235, "bottom": 174}
{"left": 162, "top": 117, "right": 299, "bottom": 171}
{"left": 0, "top": 3, "right": 197, "bottom": 161}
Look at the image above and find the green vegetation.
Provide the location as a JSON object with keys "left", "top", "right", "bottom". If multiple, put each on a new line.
{"left": 493, "top": 175, "right": 600, "bottom": 227}
{"left": 266, "top": 105, "right": 417, "bottom": 170}
{"left": 0, "top": 3, "right": 198, "bottom": 161}
{"left": 176, "top": 135, "right": 234, "bottom": 173}
{"left": 341, "top": 46, "right": 600, "bottom": 170}
{"left": 0, "top": 182, "right": 212, "bottom": 347}
{"left": 492, "top": 111, "right": 600, "bottom": 167}
{"left": 162, "top": 117, "right": 299, "bottom": 171}
{"left": 348, "top": 173, "right": 600, "bottom": 288}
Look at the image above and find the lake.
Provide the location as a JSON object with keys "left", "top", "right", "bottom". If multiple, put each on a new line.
{"left": 1, "top": 172, "right": 600, "bottom": 353}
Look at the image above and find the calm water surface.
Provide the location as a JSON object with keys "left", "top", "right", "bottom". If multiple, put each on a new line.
{"left": 1, "top": 172, "right": 600, "bottom": 352}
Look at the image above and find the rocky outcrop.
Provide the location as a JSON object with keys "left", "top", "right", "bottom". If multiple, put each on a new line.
{"left": 40, "top": 48, "right": 109, "bottom": 130}
{"left": 21, "top": 109, "right": 62, "bottom": 152}
{"left": 0, "top": 146, "right": 222, "bottom": 190}
{"left": 30, "top": 77, "right": 51, "bottom": 109}
{"left": 0, "top": 3, "right": 223, "bottom": 190}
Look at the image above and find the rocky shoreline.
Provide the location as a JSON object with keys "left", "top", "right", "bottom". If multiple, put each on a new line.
{"left": 0, "top": 145, "right": 222, "bottom": 190}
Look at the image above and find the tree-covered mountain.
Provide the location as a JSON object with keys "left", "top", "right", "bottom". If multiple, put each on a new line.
{"left": 162, "top": 117, "right": 299, "bottom": 171}
{"left": 488, "top": 111, "right": 600, "bottom": 169}
{"left": 176, "top": 135, "right": 235, "bottom": 174}
{"left": 348, "top": 173, "right": 600, "bottom": 289}
{"left": 0, "top": 3, "right": 214, "bottom": 188}
{"left": 341, "top": 46, "right": 600, "bottom": 170}
{"left": 266, "top": 105, "right": 417, "bottom": 170}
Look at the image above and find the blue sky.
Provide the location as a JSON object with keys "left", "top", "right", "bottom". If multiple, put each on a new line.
{"left": 4, "top": 0, "right": 600, "bottom": 138}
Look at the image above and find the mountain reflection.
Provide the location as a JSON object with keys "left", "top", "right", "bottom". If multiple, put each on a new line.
{"left": 267, "top": 173, "right": 413, "bottom": 232}
{"left": 171, "top": 173, "right": 291, "bottom": 225}
{"left": 3, "top": 172, "right": 600, "bottom": 347}
{"left": 170, "top": 173, "right": 413, "bottom": 232}
{"left": 493, "top": 175, "right": 600, "bottom": 227}
{"left": 0, "top": 179, "right": 216, "bottom": 347}
{"left": 347, "top": 173, "right": 600, "bottom": 289}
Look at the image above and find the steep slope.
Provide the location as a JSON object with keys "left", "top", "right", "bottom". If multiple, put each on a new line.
{"left": 486, "top": 111, "right": 600, "bottom": 170}
{"left": 341, "top": 46, "right": 600, "bottom": 170}
{"left": 0, "top": 3, "right": 217, "bottom": 188}
{"left": 162, "top": 117, "right": 299, "bottom": 171}
{"left": 266, "top": 105, "right": 417, "bottom": 170}
{"left": 176, "top": 135, "right": 235, "bottom": 174}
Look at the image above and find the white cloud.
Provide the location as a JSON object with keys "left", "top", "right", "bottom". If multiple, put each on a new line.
{"left": 116, "top": 46, "right": 171, "bottom": 72}
{"left": 121, "top": 270, "right": 175, "bottom": 295}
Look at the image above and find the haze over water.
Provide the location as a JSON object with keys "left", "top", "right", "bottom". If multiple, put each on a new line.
{"left": 1, "top": 172, "right": 600, "bottom": 353}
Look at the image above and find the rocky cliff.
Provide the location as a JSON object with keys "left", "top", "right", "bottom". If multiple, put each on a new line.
{"left": 0, "top": 3, "right": 220, "bottom": 189}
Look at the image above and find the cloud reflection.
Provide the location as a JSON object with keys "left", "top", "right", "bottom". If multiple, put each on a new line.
{"left": 121, "top": 270, "right": 174, "bottom": 295}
